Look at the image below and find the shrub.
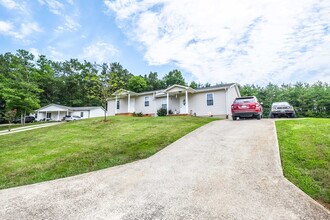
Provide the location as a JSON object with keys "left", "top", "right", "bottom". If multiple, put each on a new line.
{"left": 133, "top": 112, "right": 143, "bottom": 117}
{"left": 157, "top": 108, "right": 167, "bottom": 116}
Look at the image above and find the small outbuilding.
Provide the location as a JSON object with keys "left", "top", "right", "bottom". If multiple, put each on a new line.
{"left": 35, "top": 104, "right": 105, "bottom": 121}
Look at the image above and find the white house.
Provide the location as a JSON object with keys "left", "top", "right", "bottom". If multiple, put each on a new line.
{"left": 107, "top": 83, "right": 240, "bottom": 117}
{"left": 35, "top": 104, "right": 105, "bottom": 121}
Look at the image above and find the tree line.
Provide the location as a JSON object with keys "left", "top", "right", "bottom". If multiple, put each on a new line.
{"left": 0, "top": 49, "right": 329, "bottom": 121}
{"left": 239, "top": 82, "right": 330, "bottom": 118}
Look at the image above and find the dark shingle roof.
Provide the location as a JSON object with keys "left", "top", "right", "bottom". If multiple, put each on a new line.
{"left": 195, "top": 83, "right": 236, "bottom": 91}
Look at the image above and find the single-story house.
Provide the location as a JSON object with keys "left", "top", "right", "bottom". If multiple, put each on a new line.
{"left": 107, "top": 83, "right": 240, "bottom": 117}
{"left": 35, "top": 104, "right": 105, "bottom": 121}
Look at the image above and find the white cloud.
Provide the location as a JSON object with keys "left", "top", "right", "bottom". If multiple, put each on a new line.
{"left": 56, "top": 16, "right": 81, "bottom": 32}
{"left": 0, "top": 0, "right": 20, "bottom": 10}
{"left": 0, "top": 20, "right": 13, "bottom": 32}
{"left": 38, "top": 0, "right": 64, "bottom": 15}
{"left": 46, "top": 46, "right": 65, "bottom": 61}
{"left": 19, "top": 22, "right": 42, "bottom": 38}
{"left": 0, "top": 20, "right": 42, "bottom": 40}
{"left": 29, "top": 47, "right": 40, "bottom": 57}
{"left": 0, "top": 0, "right": 29, "bottom": 14}
{"left": 105, "top": 0, "right": 330, "bottom": 84}
{"left": 82, "top": 42, "right": 118, "bottom": 63}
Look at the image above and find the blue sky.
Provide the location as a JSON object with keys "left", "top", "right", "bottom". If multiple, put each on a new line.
{"left": 0, "top": 0, "right": 329, "bottom": 85}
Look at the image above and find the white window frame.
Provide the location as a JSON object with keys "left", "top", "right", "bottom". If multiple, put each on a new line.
{"left": 144, "top": 96, "right": 150, "bottom": 107}
{"left": 161, "top": 98, "right": 167, "bottom": 109}
{"left": 116, "top": 100, "right": 120, "bottom": 110}
{"left": 206, "top": 93, "right": 214, "bottom": 106}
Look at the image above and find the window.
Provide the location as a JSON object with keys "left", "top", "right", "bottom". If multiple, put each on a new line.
{"left": 46, "top": 113, "right": 51, "bottom": 118}
{"left": 145, "top": 96, "right": 149, "bottom": 107}
{"left": 207, "top": 93, "right": 214, "bottom": 106}
{"left": 80, "top": 112, "right": 84, "bottom": 117}
{"left": 116, "top": 100, "right": 120, "bottom": 109}
{"left": 161, "top": 98, "right": 167, "bottom": 109}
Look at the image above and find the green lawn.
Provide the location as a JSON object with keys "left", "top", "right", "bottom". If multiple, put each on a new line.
{"left": 0, "top": 116, "right": 218, "bottom": 189}
{"left": 0, "top": 122, "right": 53, "bottom": 131}
{"left": 0, "top": 124, "right": 22, "bottom": 131}
{"left": 276, "top": 118, "right": 330, "bottom": 208}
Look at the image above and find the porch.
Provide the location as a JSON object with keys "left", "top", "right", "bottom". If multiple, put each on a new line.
{"left": 37, "top": 110, "right": 72, "bottom": 121}
{"left": 161, "top": 85, "right": 195, "bottom": 115}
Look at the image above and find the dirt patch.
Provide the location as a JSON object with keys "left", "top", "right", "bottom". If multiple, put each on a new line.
{"left": 316, "top": 200, "right": 330, "bottom": 211}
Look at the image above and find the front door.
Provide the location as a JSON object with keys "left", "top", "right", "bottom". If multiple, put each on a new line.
{"left": 180, "top": 96, "right": 186, "bottom": 114}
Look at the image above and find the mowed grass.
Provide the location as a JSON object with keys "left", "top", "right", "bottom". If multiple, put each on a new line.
{"left": 276, "top": 118, "right": 330, "bottom": 207}
{"left": 0, "top": 116, "right": 218, "bottom": 189}
{"left": 0, "top": 122, "right": 47, "bottom": 131}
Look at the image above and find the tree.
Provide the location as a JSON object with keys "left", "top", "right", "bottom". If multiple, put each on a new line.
{"left": 163, "top": 69, "right": 186, "bottom": 87}
{"left": 36, "top": 55, "right": 62, "bottom": 106}
{"left": 109, "top": 62, "right": 132, "bottom": 93}
{"left": 0, "top": 51, "right": 42, "bottom": 124}
{"left": 144, "top": 72, "right": 166, "bottom": 91}
{"left": 4, "top": 109, "right": 16, "bottom": 131}
{"left": 128, "top": 76, "right": 147, "bottom": 92}
{"left": 98, "top": 63, "right": 112, "bottom": 121}
{"left": 189, "top": 81, "right": 198, "bottom": 89}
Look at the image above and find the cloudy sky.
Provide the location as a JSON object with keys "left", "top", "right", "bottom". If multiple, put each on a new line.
{"left": 0, "top": 0, "right": 329, "bottom": 85}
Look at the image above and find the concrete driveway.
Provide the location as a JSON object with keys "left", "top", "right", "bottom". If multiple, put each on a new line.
{"left": 0, "top": 120, "right": 329, "bottom": 219}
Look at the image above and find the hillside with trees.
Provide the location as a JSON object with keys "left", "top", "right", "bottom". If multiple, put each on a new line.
{"left": 0, "top": 50, "right": 329, "bottom": 121}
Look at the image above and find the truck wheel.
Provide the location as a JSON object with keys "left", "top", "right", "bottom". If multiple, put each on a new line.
{"left": 233, "top": 116, "right": 237, "bottom": 121}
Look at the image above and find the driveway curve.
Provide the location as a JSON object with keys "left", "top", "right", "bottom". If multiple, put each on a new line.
{"left": 0, "top": 120, "right": 329, "bottom": 219}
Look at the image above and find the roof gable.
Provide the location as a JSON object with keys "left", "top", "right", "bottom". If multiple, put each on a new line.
{"left": 36, "top": 104, "right": 70, "bottom": 112}
{"left": 164, "top": 84, "right": 196, "bottom": 93}
{"left": 112, "top": 89, "right": 137, "bottom": 96}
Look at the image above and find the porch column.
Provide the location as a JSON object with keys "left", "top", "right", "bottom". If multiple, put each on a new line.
{"left": 45, "top": 111, "right": 47, "bottom": 119}
{"left": 225, "top": 88, "right": 229, "bottom": 118}
{"left": 66, "top": 110, "right": 68, "bottom": 116}
{"left": 57, "top": 111, "right": 60, "bottom": 121}
{"left": 185, "top": 90, "right": 189, "bottom": 114}
{"left": 128, "top": 93, "right": 131, "bottom": 113}
{"left": 166, "top": 92, "right": 169, "bottom": 115}
{"left": 115, "top": 95, "right": 118, "bottom": 114}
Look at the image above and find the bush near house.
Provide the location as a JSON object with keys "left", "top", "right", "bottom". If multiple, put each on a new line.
{"left": 276, "top": 118, "right": 330, "bottom": 209}
{"left": 132, "top": 112, "right": 143, "bottom": 117}
{"left": 157, "top": 108, "right": 167, "bottom": 116}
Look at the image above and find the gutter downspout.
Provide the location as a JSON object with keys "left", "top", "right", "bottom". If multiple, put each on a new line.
{"left": 115, "top": 95, "right": 118, "bottom": 114}
{"left": 166, "top": 92, "right": 169, "bottom": 115}
{"left": 225, "top": 88, "right": 228, "bottom": 119}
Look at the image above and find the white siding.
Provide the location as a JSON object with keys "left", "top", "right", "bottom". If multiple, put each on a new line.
{"left": 107, "top": 98, "right": 129, "bottom": 115}
{"left": 189, "top": 90, "right": 227, "bottom": 116}
{"left": 107, "top": 100, "right": 116, "bottom": 116}
{"left": 72, "top": 111, "right": 89, "bottom": 118}
{"left": 36, "top": 112, "right": 66, "bottom": 121}
{"left": 89, "top": 108, "right": 105, "bottom": 118}
{"left": 71, "top": 109, "right": 104, "bottom": 118}
{"left": 135, "top": 95, "right": 155, "bottom": 114}
{"left": 169, "top": 96, "right": 180, "bottom": 113}
{"left": 227, "top": 86, "right": 239, "bottom": 115}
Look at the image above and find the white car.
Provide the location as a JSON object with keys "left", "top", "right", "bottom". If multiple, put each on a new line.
{"left": 269, "top": 102, "right": 295, "bottom": 118}
{"left": 64, "top": 116, "right": 82, "bottom": 121}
